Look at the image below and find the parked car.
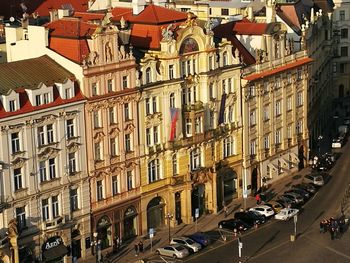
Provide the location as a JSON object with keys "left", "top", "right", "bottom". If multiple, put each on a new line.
{"left": 282, "top": 192, "right": 305, "bottom": 204}
{"left": 156, "top": 245, "right": 189, "bottom": 259}
{"left": 277, "top": 195, "right": 298, "bottom": 208}
{"left": 291, "top": 183, "right": 317, "bottom": 194}
{"left": 187, "top": 232, "right": 211, "bottom": 247}
{"left": 170, "top": 237, "right": 202, "bottom": 253}
{"left": 332, "top": 137, "right": 344, "bottom": 149}
{"left": 234, "top": 211, "right": 265, "bottom": 226}
{"left": 274, "top": 208, "right": 299, "bottom": 221}
{"left": 314, "top": 171, "right": 331, "bottom": 184}
{"left": 265, "top": 201, "right": 285, "bottom": 213}
{"left": 285, "top": 188, "right": 310, "bottom": 200}
{"left": 249, "top": 205, "right": 275, "bottom": 218}
{"left": 304, "top": 173, "right": 324, "bottom": 186}
{"left": 218, "top": 219, "right": 250, "bottom": 232}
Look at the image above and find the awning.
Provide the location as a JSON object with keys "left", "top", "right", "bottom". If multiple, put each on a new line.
{"left": 290, "top": 152, "right": 299, "bottom": 163}
{"left": 42, "top": 244, "right": 68, "bottom": 262}
{"left": 267, "top": 163, "right": 278, "bottom": 171}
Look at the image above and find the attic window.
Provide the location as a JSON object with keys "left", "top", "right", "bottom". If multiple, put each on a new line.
{"left": 9, "top": 100, "right": 16, "bottom": 112}
{"left": 179, "top": 38, "right": 199, "bottom": 55}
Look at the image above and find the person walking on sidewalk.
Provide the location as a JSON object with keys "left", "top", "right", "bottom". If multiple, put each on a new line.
{"left": 138, "top": 240, "right": 144, "bottom": 253}
{"left": 134, "top": 243, "right": 139, "bottom": 256}
{"left": 223, "top": 205, "right": 228, "bottom": 217}
{"left": 255, "top": 194, "right": 261, "bottom": 205}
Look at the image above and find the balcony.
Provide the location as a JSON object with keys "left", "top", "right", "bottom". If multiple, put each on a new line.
{"left": 41, "top": 216, "right": 64, "bottom": 231}
{"left": 171, "top": 175, "right": 185, "bottom": 186}
{"left": 183, "top": 101, "right": 204, "bottom": 112}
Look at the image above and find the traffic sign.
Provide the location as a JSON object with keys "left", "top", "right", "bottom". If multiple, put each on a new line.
{"left": 293, "top": 215, "right": 298, "bottom": 223}
{"left": 195, "top": 208, "right": 199, "bottom": 218}
{"left": 149, "top": 228, "right": 154, "bottom": 238}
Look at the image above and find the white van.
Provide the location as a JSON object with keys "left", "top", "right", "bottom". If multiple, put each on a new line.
{"left": 304, "top": 174, "right": 324, "bottom": 186}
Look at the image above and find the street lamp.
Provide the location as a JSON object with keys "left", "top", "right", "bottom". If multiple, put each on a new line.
{"left": 165, "top": 213, "right": 173, "bottom": 243}
{"left": 92, "top": 232, "right": 101, "bottom": 263}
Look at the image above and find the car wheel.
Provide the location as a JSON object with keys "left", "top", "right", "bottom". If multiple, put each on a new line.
{"left": 219, "top": 224, "right": 223, "bottom": 229}
{"left": 156, "top": 250, "right": 160, "bottom": 255}
{"left": 173, "top": 254, "right": 178, "bottom": 259}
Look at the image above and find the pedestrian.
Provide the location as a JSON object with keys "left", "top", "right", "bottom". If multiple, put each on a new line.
{"left": 319, "top": 220, "right": 324, "bottom": 233}
{"left": 255, "top": 194, "right": 261, "bottom": 205}
{"left": 223, "top": 205, "right": 228, "bottom": 217}
{"left": 138, "top": 240, "right": 144, "bottom": 253}
{"left": 134, "top": 243, "right": 139, "bottom": 256}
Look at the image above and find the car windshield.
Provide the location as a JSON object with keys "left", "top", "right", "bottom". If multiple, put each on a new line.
{"left": 186, "top": 239, "right": 194, "bottom": 244}
{"left": 176, "top": 246, "right": 186, "bottom": 251}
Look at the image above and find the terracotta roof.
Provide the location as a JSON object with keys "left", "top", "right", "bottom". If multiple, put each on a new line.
{"left": 34, "top": 0, "right": 89, "bottom": 17}
{"left": 232, "top": 19, "right": 268, "bottom": 35}
{"left": 74, "top": 11, "right": 105, "bottom": 22}
{"left": 213, "top": 22, "right": 256, "bottom": 65}
{"left": 46, "top": 18, "right": 97, "bottom": 38}
{"left": 243, "top": 57, "right": 313, "bottom": 81}
{"left": 0, "top": 55, "right": 75, "bottom": 95}
{"left": 111, "top": 4, "right": 188, "bottom": 24}
{"left": 49, "top": 37, "right": 90, "bottom": 63}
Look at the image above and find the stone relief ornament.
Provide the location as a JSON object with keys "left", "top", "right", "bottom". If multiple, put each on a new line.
{"left": 67, "top": 142, "right": 81, "bottom": 153}
{"left": 125, "top": 123, "right": 135, "bottom": 133}
{"left": 93, "top": 131, "right": 105, "bottom": 142}
{"left": 161, "top": 23, "right": 175, "bottom": 41}
{"left": 11, "top": 157, "right": 28, "bottom": 169}
{"left": 38, "top": 147, "right": 60, "bottom": 160}
{"left": 83, "top": 51, "right": 99, "bottom": 67}
{"left": 204, "top": 19, "right": 214, "bottom": 34}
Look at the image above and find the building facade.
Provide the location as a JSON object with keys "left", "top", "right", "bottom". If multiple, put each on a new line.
{"left": 0, "top": 56, "right": 90, "bottom": 263}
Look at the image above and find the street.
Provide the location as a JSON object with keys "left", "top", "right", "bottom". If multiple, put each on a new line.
{"left": 179, "top": 141, "right": 350, "bottom": 263}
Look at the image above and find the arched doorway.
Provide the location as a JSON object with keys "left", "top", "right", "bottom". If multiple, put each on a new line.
{"left": 71, "top": 229, "right": 81, "bottom": 260}
{"left": 147, "top": 197, "right": 165, "bottom": 230}
{"left": 251, "top": 168, "right": 258, "bottom": 195}
{"left": 123, "top": 206, "right": 138, "bottom": 240}
{"left": 191, "top": 184, "right": 205, "bottom": 220}
{"left": 96, "top": 216, "right": 112, "bottom": 250}
{"left": 217, "top": 167, "right": 237, "bottom": 209}
{"left": 339, "top": 84, "right": 344, "bottom": 98}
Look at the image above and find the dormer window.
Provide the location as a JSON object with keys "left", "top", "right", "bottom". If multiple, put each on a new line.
{"left": 65, "top": 87, "right": 72, "bottom": 99}
{"left": 43, "top": 93, "right": 50, "bottom": 104}
{"left": 9, "top": 100, "right": 16, "bottom": 112}
{"left": 35, "top": 93, "right": 51, "bottom": 106}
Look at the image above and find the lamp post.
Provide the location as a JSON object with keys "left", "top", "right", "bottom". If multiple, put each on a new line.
{"left": 93, "top": 232, "right": 101, "bottom": 263}
{"left": 165, "top": 213, "right": 173, "bottom": 243}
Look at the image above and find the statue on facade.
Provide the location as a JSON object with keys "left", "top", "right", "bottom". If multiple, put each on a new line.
{"left": 255, "top": 49, "right": 262, "bottom": 64}
{"left": 161, "top": 23, "right": 175, "bottom": 41}
{"left": 204, "top": 19, "right": 214, "bottom": 34}
{"left": 105, "top": 42, "right": 113, "bottom": 62}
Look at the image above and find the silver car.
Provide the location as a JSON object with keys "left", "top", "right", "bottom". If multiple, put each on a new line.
{"left": 156, "top": 245, "right": 189, "bottom": 259}
{"left": 170, "top": 237, "right": 202, "bottom": 253}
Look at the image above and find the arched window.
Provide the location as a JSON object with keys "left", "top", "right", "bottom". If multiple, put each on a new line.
{"left": 223, "top": 136, "right": 234, "bottom": 158}
{"left": 145, "top": 67, "right": 151, "bottom": 84}
{"left": 148, "top": 159, "right": 161, "bottom": 183}
{"left": 179, "top": 38, "right": 199, "bottom": 55}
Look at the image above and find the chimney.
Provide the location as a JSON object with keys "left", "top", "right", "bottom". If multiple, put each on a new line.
{"left": 58, "top": 9, "right": 70, "bottom": 19}
{"left": 247, "top": 7, "right": 254, "bottom": 21}
{"left": 266, "top": 0, "right": 276, "bottom": 23}
{"left": 132, "top": 0, "right": 146, "bottom": 15}
{"left": 49, "top": 10, "right": 59, "bottom": 22}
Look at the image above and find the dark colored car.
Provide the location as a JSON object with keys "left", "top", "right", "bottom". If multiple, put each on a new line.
{"left": 314, "top": 171, "right": 331, "bottom": 184}
{"left": 285, "top": 188, "right": 310, "bottom": 200}
{"left": 277, "top": 195, "right": 298, "bottom": 208}
{"left": 187, "top": 232, "right": 211, "bottom": 247}
{"left": 291, "top": 183, "right": 317, "bottom": 194}
{"left": 234, "top": 211, "right": 265, "bottom": 226}
{"left": 218, "top": 219, "right": 251, "bottom": 231}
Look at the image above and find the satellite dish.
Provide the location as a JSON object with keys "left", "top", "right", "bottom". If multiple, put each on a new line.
{"left": 9, "top": 17, "right": 15, "bottom": 22}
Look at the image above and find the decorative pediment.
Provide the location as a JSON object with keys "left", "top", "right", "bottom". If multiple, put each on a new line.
{"left": 145, "top": 112, "right": 163, "bottom": 127}
{"left": 95, "top": 169, "right": 109, "bottom": 179}
{"left": 87, "top": 102, "right": 105, "bottom": 112}
{"left": 59, "top": 110, "right": 79, "bottom": 119}
{"left": 38, "top": 147, "right": 60, "bottom": 160}
{"left": 125, "top": 123, "right": 135, "bottom": 133}
{"left": 191, "top": 167, "right": 213, "bottom": 186}
{"left": 67, "top": 142, "right": 81, "bottom": 153}
{"left": 35, "top": 114, "right": 58, "bottom": 125}
{"left": 110, "top": 165, "right": 123, "bottom": 174}
{"left": 125, "top": 161, "right": 137, "bottom": 169}
{"left": 109, "top": 127, "right": 120, "bottom": 137}
{"left": 11, "top": 157, "right": 28, "bottom": 169}
{"left": 93, "top": 131, "right": 105, "bottom": 142}
{"left": 108, "top": 97, "right": 122, "bottom": 106}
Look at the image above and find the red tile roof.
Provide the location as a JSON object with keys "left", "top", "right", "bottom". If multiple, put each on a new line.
{"left": 49, "top": 37, "right": 90, "bottom": 63}
{"left": 232, "top": 19, "right": 268, "bottom": 35}
{"left": 74, "top": 11, "right": 105, "bottom": 22}
{"left": 46, "top": 18, "right": 97, "bottom": 38}
{"left": 111, "top": 7, "right": 133, "bottom": 21}
{"left": 213, "top": 22, "right": 256, "bottom": 65}
{"left": 34, "top": 0, "right": 89, "bottom": 17}
{"left": 243, "top": 57, "right": 313, "bottom": 81}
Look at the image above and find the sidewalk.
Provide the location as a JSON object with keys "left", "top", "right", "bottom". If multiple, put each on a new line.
{"left": 103, "top": 167, "right": 311, "bottom": 263}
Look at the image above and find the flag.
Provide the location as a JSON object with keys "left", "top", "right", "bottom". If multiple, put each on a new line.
{"left": 218, "top": 93, "right": 227, "bottom": 125}
{"left": 170, "top": 108, "right": 179, "bottom": 141}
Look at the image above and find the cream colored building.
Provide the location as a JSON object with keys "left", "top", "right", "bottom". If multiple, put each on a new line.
{"left": 135, "top": 15, "right": 243, "bottom": 234}
{"left": 0, "top": 56, "right": 90, "bottom": 263}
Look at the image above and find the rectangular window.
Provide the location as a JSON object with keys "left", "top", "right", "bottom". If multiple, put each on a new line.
{"left": 263, "top": 105, "right": 270, "bottom": 121}
{"left": 13, "top": 168, "right": 22, "bottom": 191}
{"left": 68, "top": 152, "right": 76, "bottom": 174}
{"left": 187, "top": 60, "right": 191, "bottom": 75}
{"left": 42, "top": 198, "right": 49, "bottom": 221}
{"left": 70, "top": 188, "right": 79, "bottom": 211}
{"left": 169, "top": 65, "right": 174, "bottom": 80}
{"left": 112, "top": 176, "right": 119, "bottom": 196}
{"left": 223, "top": 136, "right": 233, "bottom": 158}
{"left": 287, "top": 96, "right": 292, "bottom": 111}
{"left": 95, "top": 142, "right": 101, "bottom": 160}
{"left": 250, "top": 140, "right": 256, "bottom": 155}
{"left": 47, "top": 124, "right": 54, "bottom": 144}
{"left": 65, "top": 88, "right": 72, "bottom": 99}
{"left": 172, "top": 154, "right": 177, "bottom": 176}
{"left": 51, "top": 195, "right": 59, "bottom": 218}
{"left": 287, "top": 124, "right": 292, "bottom": 139}
{"left": 36, "top": 95, "right": 41, "bottom": 106}
{"left": 38, "top": 126, "right": 45, "bottom": 146}
{"left": 275, "top": 100, "right": 281, "bottom": 116}
{"left": 11, "top": 132, "right": 20, "bottom": 153}
{"left": 341, "top": 28, "right": 348, "bottom": 39}
{"left": 340, "top": 10, "right": 345, "bottom": 21}
{"left": 209, "top": 111, "right": 214, "bottom": 129}
{"left": 146, "top": 128, "right": 151, "bottom": 146}
{"left": 93, "top": 111, "right": 100, "bottom": 128}
{"left": 92, "top": 83, "right": 97, "bottom": 96}
{"left": 341, "top": 46, "right": 348, "bottom": 57}
{"left": 39, "top": 161, "right": 47, "bottom": 182}
{"left": 145, "top": 98, "right": 150, "bottom": 115}
{"left": 209, "top": 83, "right": 214, "bottom": 99}
{"left": 43, "top": 93, "right": 50, "bottom": 104}
{"left": 110, "top": 137, "right": 117, "bottom": 156}
{"left": 181, "top": 61, "right": 186, "bottom": 76}
{"left": 153, "top": 126, "right": 159, "bottom": 144}
{"left": 297, "top": 69, "right": 302, "bottom": 80}
{"left": 49, "top": 158, "right": 56, "bottom": 179}
{"left": 16, "top": 206, "right": 26, "bottom": 229}
{"left": 125, "top": 134, "right": 131, "bottom": 152}
{"left": 127, "top": 171, "right": 133, "bottom": 190}
{"left": 209, "top": 56, "right": 213, "bottom": 70}
{"left": 195, "top": 117, "right": 202, "bottom": 133}
{"left": 297, "top": 120, "right": 303, "bottom": 134}
{"left": 66, "top": 119, "right": 74, "bottom": 139}
{"left": 108, "top": 79, "right": 113, "bottom": 92}
{"left": 275, "top": 129, "right": 281, "bottom": 144}
{"left": 97, "top": 180, "right": 103, "bottom": 201}
{"left": 124, "top": 103, "right": 130, "bottom": 120}
{"left": 264, "top": 135, "right": 270, "bottom": 149}
{"left": 190, "top": 148, "right": 201, "bottom": 171}
{"left": 186, "top": 119, "right": 192, "bottom": 136}
{"left": 222, "top": 79, "right": 227, "bottom": 94}
{"left": 122, "top": 76, "right": 128, "bottom": 89}
{"left": 9, "top": 100, "right": 16, "bottom": 111}
{"left": 340, "top": 63, "right": 346, "bottom": 73}
{"left": 148, "top": 159, "right": 160, "bottom": 182}
{"left": 250, "top": 110, "right": 256, "bottom": 126}
{"left": 152, "top": 97, "right": 157, "bottom": 113}
{"left": 297, "top": 92, "right": 303, "bottom": 107}
{"left": 221, "top": 8, "right": 229, "bottom": 15}
{"left": 228, "top": 78, "right": 232, "bottom": 93}
{"left": 109, "top": 107, "right": 115, "bottom": 124}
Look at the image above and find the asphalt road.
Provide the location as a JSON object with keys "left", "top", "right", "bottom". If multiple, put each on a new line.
{"left": 182, "top": 142, "right": 350, "bottom": 263}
